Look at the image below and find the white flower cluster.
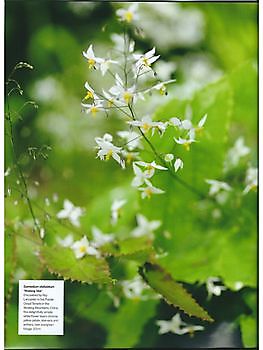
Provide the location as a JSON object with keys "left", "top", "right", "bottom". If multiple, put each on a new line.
{"left": 80, "top": 4, "right": 208, "bottom": 200}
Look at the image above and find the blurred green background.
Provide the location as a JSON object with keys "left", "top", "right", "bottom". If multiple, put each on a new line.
{"left": 5, "top": 2, "right": 257, "bottom": 348}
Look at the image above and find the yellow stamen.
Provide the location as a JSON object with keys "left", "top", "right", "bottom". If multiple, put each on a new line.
{"left": 84, "top": 91, "right": 94, "bottom": 100}
{"left": 126, "top": 153, "right": 134, "bottom": 164}
{"left": 124, "top": 11, "right": 133, "bottom": 23}
{"left": 145, "top": 187, "right": 153, "bottom": 198}
{"left": 250, "top": 184, "right": 258, "bottom": 192}
{"left": 195, "top": 127, "right": 203, "bottom": 135}
{"left": 90, "top": 106, "right": 99, "bottom": 116}
{"left": 142, "top": 57, "right": 150, "bottom": 67}
{"left": 142, "top": 123, "right": 151, "bottom": 132}
{"left": 106, "top": 149, "right": 113, "bottom": 160}
{"left": 79, "top": 246, "right": 86, "bottom": 253}
{"left": 159, "top": 86, "right": 166, "bottom": 95}
{"left": 123, "top": 91, "right": 133, "bottom": 104}
{"left": 183, "top": 142, "right": 190, "bottom": 151}
{"left": 88, "top": 58, "right": 95, "bottom": 69}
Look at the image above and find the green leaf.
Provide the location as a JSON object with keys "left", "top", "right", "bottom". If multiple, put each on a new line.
{"left": 139, "top": 262, "right": 213, "bottom": 322}
{"left": 105, "top": 299, "right": 157, "bottom": 348}
{"left": 240, "top": 315, "right": 257, "bottom": 348}
{"left": 40, "top": 245, "right": 111, "bottom": 284}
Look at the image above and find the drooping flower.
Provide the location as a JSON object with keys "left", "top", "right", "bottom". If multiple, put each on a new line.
{"left": 135, "top": 160, "right": 167, "bottom": 177}
{"left": 131, "top": 213, "right": 161, "bottom": 238}
{"left": 134, "top": 47, "right": 160, "bottom": 73}
{"left": 206, "top": 277, "right": 226, "bottom": 298}
{"left": 116, "top": 3, "right": 139, "bottom": 23}
{"left": 127, "top": 115, "right": 168, "bottom": 136}
{"left": 164, "top": 153, "right": 174, "bottom": 162}
{"left": 156, "top": 314, "right": 204, "bottom": 335}
{"left": 56, "top": 234, "right": 74, "bottom": 248}
{"left": 71, "top": 236, "right": 99, "bottom": 259}
{"left": 109, "top": 74, "right": 136, "bottom": 104}
{"left": 83, "top": 44, "right": 103, "bottom": 69}
{"left": 95, "top": 133, "right": 125, "bottom": 168}
{"left": 174, "top": 135, "right": 196, "bottom": 151}
{"left": 174, "top": 158, "right": 183, "bottom": 172}
{"left": 145, "top": 79, "right": 176, "bottom": 96}
{"left": 111, "top": 199, "right": 127, "bottom": 225}
{"left": 57, "top": 199, "right": 84, "bottom": 227}
{"left": 91, "top": 226, "right": 114, "bottom": 247}
{"left": 82, "top": 82, "right": 99, "bottom": 101}
{"left": 131, "top": 161, "right": 166, "bottom": 188}
{"left": 82, "top": 102, "right": 104, "bottom": 117}
{"left": 138, "top": 179, "right": 165, "bottom": 199}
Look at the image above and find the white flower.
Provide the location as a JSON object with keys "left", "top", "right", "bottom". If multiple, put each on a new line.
{"left": 117, "top": 130, "right": 141, "bottom": 151}
{"left": 102, "top": 89, "right": 119, "bottom": 108}
{"left": 109, "top": 74, "right": 136, "bottom": 104}
{"left": 131, "top": 214, "right": 161, "bottom": 238}
{"left": 121, "top": 276, "right": 149, "bottom": 299}
{"left": 100, "top": 59, "right": 118, "bottom": 76}
{"left": 206, "top": 277, "right": 226, "bottom": 298}
{"left": 144, "top": 79, "right": 176, "bottom": 96}
{"left": 156, "top": 314, "right": 204, "bottom": 335}
{"left": 164, "top": 153, "right": 174, "bottom": 162}
{"left": 83, "top": 44, "right": 103, "bottom": 69}
{"left": 81, "top": 102, "right": 104, "bottom": 117}
{"left": 56, "top": 234, "right": 74, "bottom": 247}
{"left": 174, "top": 136, "right": 196, "bottom": 151}
{"left": 91, "top": 226, "right": 114, "bottom": 247}
{"left": 134, "top": 47, "right": 160, "bottom": 73}
{"left": 57, "top": 199, "right": 84, "bottom": 227}
{"left": 169, "top": 117, "right": 182, "bottom": 127}
{"left": 131, "top": 161, "right": 167, "bottom": 187}
{"left": 127, "top": 115, "right": 168, "bottom": 136}
{"left": 71, "top": 236, "right": 99, "bottom": 259}
{"left": 189, "top": 114, "right": 208, "bottom": 139}
{"left": 205, "top": 179, "right": 232, "bottom": 196}
{"left": 138, "top": 180, "right": 165, "bottom": 199}
{"left": 224, "top": 137, "right": 250, "bottom": 171}
{"left": 116, "top": 3, "right": 139, "bottom": 23}
{"left": 82, "top": 81, "right": 99, "bottom": 101}
{"left": 174, "top": 158, "right": 183, "bottom": 172}
{"left": 111, "top": 199, "right": 126, "bottom": 225}
{"left": 95, "top": 133, "right": 125, "bottom": 168}
{"left": 243, "top": 167, "right": 258, "bottom": 194}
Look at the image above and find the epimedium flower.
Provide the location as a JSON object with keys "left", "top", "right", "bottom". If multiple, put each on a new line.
{"left": 116, "top": 3, "right": 139, "bottom": 23}
{"left": 205, "top": 179, "right": 232, "bottom": 196}
{"left": 133, "top": 47, "right": 160, "bottom": 73}
{"left": 144, "top": 79, "right": 176, "bottom": 96}
{"left": 91, "top": 226, "right": 115, "bottom": 247}
{"left": 135, "top": 160, "right": 167, "bottom": 177}
{"left": 174, "top": 135, "right": 196, "bottom": 151}
{"left": 138, "top": 179, "right": 165, "bottom": 199}
{"left": 82, "top": 102, "right": 104, "bottom": 117}
{"left": 95, "top": 133, "right": 125, "bottom": 168}
{"left": 83, "top": 44, "right": 103, "bottom": 69}
{"left": 174, "top": 158, "right": 183, "bottom": 172}
{"left": 71, "top": 236, "right": 99, "bottom": 259}
{"left": 131, "top": 161, "right": 167, "bottom": 188}
{"left": 56, "top": 199, "right": 84, "bottom": 227}
{"left": 206, "top": 277, "right": 226, "bottom": 298}
{"left": 156, "top": 314, "right": 204, "bottom": 336}
{"left": 111, "top": 199, "right": 127, "bottom": 225}
{"left": 56, "top": 234, "right": 74, "bottom": 248}
{"left": 127, "top": 115, "right": 168, "bottom": 136}
{"left": 121, "top": 276, "right": 149, "bottom": 300}
{"left": 109, "top": 73, "right": 136, "bottom": 105}
{"left": 82, "top": 81, "right": 99, "bottom": 102}
{"left": 131, "top": 213, "right": 161, "bottom": 238}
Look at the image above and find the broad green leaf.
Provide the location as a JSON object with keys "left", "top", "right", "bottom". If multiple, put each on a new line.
{"left": 40, "top": 245, "right": 111, "bottom": 284}
{"left": 240, "top": 315, "right": 257, "bottom": 348}
{"left": 139, "top": 262, "right": 213, "bottom": 322}
{"left": 105, "top": 299, "right": 157, "bottom": 348}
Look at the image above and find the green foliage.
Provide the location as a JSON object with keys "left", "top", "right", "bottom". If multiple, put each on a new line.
{"left": 40, "top": 245, "right": 111, "bottom": 284}
{"left": 4, "top": 229, "right": 16, "bottom": 299}
{"left": 139, "top": 263, "right": 213, "bottom": 322}
{"left": 240, "top": 315, "right": 257, "bottom": 348}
